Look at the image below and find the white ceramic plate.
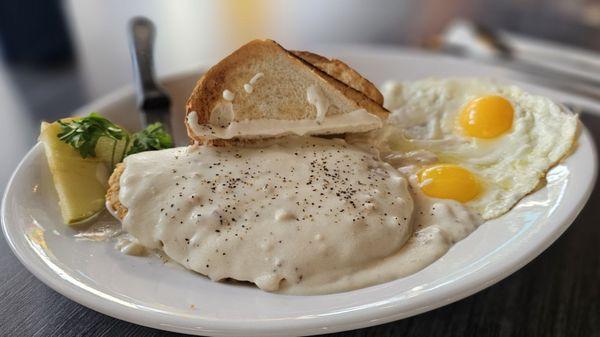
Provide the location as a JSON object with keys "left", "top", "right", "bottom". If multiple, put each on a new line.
{"left": 2, "top": 47, "right": 597, "bottom": 337}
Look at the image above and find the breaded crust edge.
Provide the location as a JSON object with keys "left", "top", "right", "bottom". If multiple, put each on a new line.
{"left": 106, "top": 163, "right": 127, "bottom": 219}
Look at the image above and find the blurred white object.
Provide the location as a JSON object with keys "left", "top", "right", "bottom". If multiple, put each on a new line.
{"left": 442, "top": 20, "right": 600, "bottom": 80}
{"left": 441, "top": 20, "right": 500, "bottom": 58}
{"left": 439, "top": 19, "right": 600, "bottom": 109}
{"left": 64, "top": 1, "right": 226, "bottom": 98}
{"left": 64, "top": 0, "right": 411, "bottom": 99}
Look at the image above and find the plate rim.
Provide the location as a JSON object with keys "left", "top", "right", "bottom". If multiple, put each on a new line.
{"left": 2, "top": 49, "right": 598, "bottom": 336}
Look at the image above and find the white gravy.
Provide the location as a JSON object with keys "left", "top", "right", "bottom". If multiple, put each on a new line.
{"left": 186, "top": 110, "right": 382, "bottom": 140}
{"left": 243, "top": 72, "right": 264, "bottom": 93}
{"left": 306, "top": 84, "right": 330, "bottom": 123}
{"left": 118, "top": 136, "right": 481, "bottom": 294}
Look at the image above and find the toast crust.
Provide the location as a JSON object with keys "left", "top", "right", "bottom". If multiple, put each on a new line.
{"left": 185, "top": 39, "right": 388, "bottom": 145}
{"left": 291, "top": 50, "right": 384, "bottom": 105}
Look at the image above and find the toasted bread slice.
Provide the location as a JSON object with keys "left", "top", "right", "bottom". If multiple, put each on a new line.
{"left": 291, "top": 51, "right": 384, "bottom": 105}
{"left": 185, "top": 39, "right": 388, "bottom": 144}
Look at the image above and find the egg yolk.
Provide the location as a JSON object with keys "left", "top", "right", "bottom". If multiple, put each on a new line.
{"left": 417, "top": 164, "right": 481, "bottom": 203}
{"left": 459, "top": 95, "right": 514, "bottom": 138}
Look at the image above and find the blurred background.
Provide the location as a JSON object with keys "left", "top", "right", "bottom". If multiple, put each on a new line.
{"left": 1, "top": 0, "right": 600, "bottom": 187}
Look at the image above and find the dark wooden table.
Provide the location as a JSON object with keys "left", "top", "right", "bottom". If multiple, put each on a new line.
{"left": 1, "top": 65, "right": 599, "bottom": 337}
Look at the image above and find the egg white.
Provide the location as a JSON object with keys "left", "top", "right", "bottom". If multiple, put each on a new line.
{"left": 377, "top": 78, "right": 578, "bottom": 219}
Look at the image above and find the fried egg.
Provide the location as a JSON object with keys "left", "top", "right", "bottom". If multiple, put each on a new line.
{"left": 376, "top": 78, "right": 578, "bottom": 219}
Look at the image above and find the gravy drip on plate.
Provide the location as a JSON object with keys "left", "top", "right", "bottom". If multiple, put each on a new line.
{"left": 118, "top": 136, "right": 480, "bottom": 294}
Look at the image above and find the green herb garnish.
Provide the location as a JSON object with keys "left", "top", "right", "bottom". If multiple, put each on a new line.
{"left": 127, "top": 122, "right": 173, "bottom": 155}
{"left": 57, "top": 113, "right": 173, "bottom": 168}
{"left": 58, "top": 113, "right": 128, "bottom": 168}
